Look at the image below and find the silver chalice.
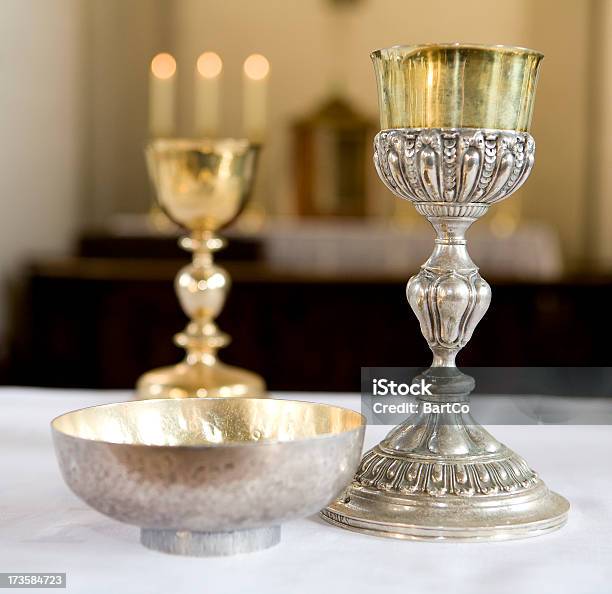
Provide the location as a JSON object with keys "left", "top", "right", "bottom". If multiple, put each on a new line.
{"left": 322, "top": 44, "right": 569, "bottom": 541}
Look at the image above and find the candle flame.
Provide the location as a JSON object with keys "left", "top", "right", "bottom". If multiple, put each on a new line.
{"left": 197, "top": 52, "right": 223, "bottom": 79}
{"left": 243, "top": 54, "right": 270, "bottom": 81}
{"left": 151, "top": 53, "right": 176, "bottom": 80}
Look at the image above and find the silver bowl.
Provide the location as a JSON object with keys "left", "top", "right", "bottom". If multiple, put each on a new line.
{"left": 52, "top": 398, "right": 365, "bottom": 556}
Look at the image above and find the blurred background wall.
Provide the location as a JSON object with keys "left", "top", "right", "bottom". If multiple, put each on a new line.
{"left": 2, "top": 0, "right": 612, "bottom": 390}
{"left": 81, "top": 0, "right": 595, "bottom": 260}
{"left": 0, "top": 0, "right": 85, "bottom": 343}
{"left": 2, "top": 1, "right": 606, "bottom": 264}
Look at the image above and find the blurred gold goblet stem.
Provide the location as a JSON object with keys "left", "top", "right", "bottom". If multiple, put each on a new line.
{"left": 136, "top": 229, "right": 266, "bottom": 399}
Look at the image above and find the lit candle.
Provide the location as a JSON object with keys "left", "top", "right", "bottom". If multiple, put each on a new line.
{"left": 149, "top": 52, "right": 176, "bottom": 138}
{"left": 242, "top": 53, "right": 270, "bottom": 143}
{"left": 195, "top": 52, "right": 223, "bottom": 138}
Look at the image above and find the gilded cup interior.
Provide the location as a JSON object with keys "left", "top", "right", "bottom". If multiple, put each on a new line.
{"left": 145, "top": 137, "right": 258, "bottom": 232}
{"left": 371, "top": 43, "right": 543, "bottom": 132}
{"left": 52, "top": 398, "right": 365, "bottom": 447}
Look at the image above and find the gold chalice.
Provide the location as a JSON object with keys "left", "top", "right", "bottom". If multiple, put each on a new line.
{"left": 137, "top": 138, "right": 266, "bottom": 399}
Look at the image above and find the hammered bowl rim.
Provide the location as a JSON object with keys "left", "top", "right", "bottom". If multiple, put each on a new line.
{"left": 51, "top": 397, "right": 366, "bottom": 449}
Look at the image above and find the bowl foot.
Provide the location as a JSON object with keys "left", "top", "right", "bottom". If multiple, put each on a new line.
{"left": 140, "top": 526, "right": 280, "bottom": 556}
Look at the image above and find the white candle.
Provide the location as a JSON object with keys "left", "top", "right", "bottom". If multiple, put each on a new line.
{"left": 242, "top": 54, "right": 270, "bottom": 143}
{"left": 195, "top": 52, "right": 223, "bottom": 138}
{"left": 149, "top": 52, "right": 176, "bottom": 138}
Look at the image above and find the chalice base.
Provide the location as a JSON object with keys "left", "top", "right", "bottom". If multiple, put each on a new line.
{"left": 322, "top": 479, "right": 568, "bottom": 541}
{"left": 322, "top": 367, "right": 568, "bottom": 541}
{"left": 136, "top": 360, "right": 266, "bottom": 399}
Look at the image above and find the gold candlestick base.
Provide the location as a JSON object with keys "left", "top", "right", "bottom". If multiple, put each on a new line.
{"left": 137, "top": 138, "right": 265, "bottom": 399}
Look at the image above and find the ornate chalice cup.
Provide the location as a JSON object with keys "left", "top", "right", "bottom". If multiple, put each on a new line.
{"left": 137, "top": 138, "right": 266, "bottom": 399}
{"left": 322, "top": 44, "right": 569, "bottom": 540}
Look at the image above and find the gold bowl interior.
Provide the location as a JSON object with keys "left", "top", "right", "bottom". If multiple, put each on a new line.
{"left": 52, "top": 398, "right": 364, "bottom": 447}
{"left": 146, "top": 138, "right": 258, "bottom": 232}
{"left": 371, "top": 43, "right": 543, "bottom": 131}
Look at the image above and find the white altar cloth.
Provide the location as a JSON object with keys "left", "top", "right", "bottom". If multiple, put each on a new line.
{"left": 0, "top": 388, "right": 609, "bottom": 594}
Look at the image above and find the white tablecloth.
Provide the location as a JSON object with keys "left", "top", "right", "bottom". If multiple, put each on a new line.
{"left": 0, "top": 388, "right": 610, "bottom": 594}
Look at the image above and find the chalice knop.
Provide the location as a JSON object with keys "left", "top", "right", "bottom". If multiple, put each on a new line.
{"left": 322, "top": 44, "right": 569, "bottom": 540}
{"left": 137, "top": 138, "right": 265, "bottom": 399}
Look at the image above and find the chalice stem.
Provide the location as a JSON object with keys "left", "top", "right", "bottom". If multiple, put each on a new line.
{"left": 408, "top": 216, "right": 490, "bottom": 370}
{"left": 136, "top": 227, "right": 265, "bottom": 398}
{"left": 174, "top": 231, "right": 230, "bottom": 361}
